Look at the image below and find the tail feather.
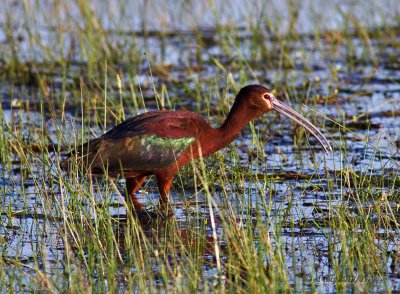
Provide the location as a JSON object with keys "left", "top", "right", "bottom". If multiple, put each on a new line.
{"left": 60, "top": 138, "right": 102, "bottom": 173}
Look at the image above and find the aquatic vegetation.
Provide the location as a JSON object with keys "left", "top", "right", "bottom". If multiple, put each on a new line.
{"left": 0, "top": 0, "right": 399, "bottom": 292}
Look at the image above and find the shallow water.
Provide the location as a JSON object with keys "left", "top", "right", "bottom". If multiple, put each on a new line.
{"left": 1, "top": 0, "right": 400, "bottom": 292}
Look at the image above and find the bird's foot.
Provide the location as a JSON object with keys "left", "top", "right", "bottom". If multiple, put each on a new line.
{"left": 128, "top": 205, "right": 174, "bottom": 220}
{"left": 126, "top": 196, "right": 174, "bottom": 219}
{"left": 125, "top": 200, "right": 158, "bottom": 220}
{"left": 131, "top": 208, "right": 159, "bottom": 219}
{"left": 153, "top": 203, "right": 174, "bottom": 219}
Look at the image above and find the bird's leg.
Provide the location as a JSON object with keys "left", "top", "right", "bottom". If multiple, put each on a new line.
{"left": 126, "top": 177, "right": 147, "bottom": 211}
{"left": 156, "top": 176, "right": 174, "bottom": 215}
{"left": 156, "top": 176, "right": 173, "bottom": 204}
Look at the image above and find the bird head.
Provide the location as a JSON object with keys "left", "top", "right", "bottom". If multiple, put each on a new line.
{"left": 238, "top": 85, "right": 332, "bottom": 154}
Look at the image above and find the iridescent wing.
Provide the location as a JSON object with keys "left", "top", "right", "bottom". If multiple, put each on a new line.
{"left": 85, "top": 134, "right": 195, "bottom": 172}
{"left": 65, "top": 110, "right": 208, "bottom": 174}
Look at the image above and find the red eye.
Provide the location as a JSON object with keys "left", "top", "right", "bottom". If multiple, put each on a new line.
{"left": 263, "top": 93, "right": 272, "bottom": 101}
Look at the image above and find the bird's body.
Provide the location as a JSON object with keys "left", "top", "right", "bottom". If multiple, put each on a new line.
{"left": 78, "top": 110, "right": 208, "bottom": 177}
{"left": 62, "top": 85, "right": 331, "bottom": 211}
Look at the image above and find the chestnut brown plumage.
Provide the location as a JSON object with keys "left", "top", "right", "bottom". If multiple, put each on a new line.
{"left": 62, "top": 85, "right": 332, "bottom": 211}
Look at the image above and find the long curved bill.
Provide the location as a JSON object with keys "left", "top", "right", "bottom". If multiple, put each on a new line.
{"left": 271, "top": 96, "right": 332, "bottom": 154}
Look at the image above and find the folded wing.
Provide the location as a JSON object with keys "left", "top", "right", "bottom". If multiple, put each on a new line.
{"left": 62, "top": 110, "right": 207, "bottom": 174}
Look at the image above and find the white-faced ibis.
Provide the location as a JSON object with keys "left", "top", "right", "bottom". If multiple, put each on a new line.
{"left": 62, "top": 85, "right": 331, "bottom": 211}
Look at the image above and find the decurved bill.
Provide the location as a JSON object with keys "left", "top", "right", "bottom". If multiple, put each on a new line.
{"left": 271, "top": 97, "right": 332, "bottom": 154}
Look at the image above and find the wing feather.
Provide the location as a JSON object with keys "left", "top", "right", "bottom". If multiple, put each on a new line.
{"left": 63, "top": 110, "right": 209, "bottom": 174}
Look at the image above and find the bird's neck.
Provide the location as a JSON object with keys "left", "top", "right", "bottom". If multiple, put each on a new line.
{"left": 209, "top": 99, "right": 260, "bottom": 154}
